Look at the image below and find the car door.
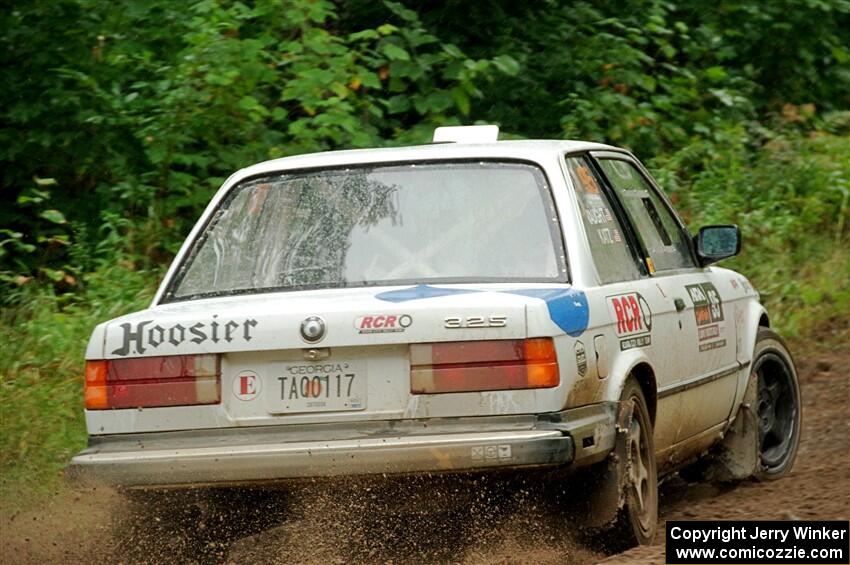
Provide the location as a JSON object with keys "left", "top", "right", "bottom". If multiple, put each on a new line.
{"left": 562, "top": 155, "right": 683, "bottom": 454}
{"left": 590, "top": 152, "right": 738, "bottom": 444}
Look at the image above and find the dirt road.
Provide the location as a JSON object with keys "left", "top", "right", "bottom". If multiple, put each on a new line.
{"left": 2, "top": 351, "right": 848, "bottom": 564}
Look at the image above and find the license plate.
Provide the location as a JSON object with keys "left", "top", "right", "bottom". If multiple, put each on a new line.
{"left": 266, "top": 361, "right": 366, "bottom": 413}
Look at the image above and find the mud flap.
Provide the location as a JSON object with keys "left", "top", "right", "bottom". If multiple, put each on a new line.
{"left": 583, "top": 399, "right": 633, "bottom": 528}
{"left": 703, "top": 373, "right": 760, "bottom": 481}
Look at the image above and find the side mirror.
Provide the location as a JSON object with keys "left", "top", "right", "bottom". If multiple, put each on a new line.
{"left": 695, "top": 225, "right": 741, "bottom": 266}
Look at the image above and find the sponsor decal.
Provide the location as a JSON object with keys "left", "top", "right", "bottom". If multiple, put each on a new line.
{"left": 608, "top": 292, "right": 652, "bottom": 351}
{"left": 686, "top": 282, "right": 726, "bottom": 352}
{"left": 698, "top": 325, "right": 721, "bottom": 341}
{"left": 575, "top": 340, "right": 587, "bottom": 377}
{"left": 609, "top": 293, "right": 652, "bottom": 336}
{"left": 355, "top": 314, "right": 412, "bottom": 334}
{"left": 619, "top": 335, "right": 652, "bottom": 351}
{"left": 233, "top": 371, "right": 261, "bottom": 401}
{"left": 686, "top": 283, "right": 724, "bottom": 326}
{"left": 699, "top": 339, "right": 727, "bottom": 352}
{"left": 111, "top": 316, "right": 258, "bottom": 356}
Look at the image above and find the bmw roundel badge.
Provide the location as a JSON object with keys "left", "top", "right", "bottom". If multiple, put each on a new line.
{"left": 300, "top": 316, "right": 326, "bottom": 343}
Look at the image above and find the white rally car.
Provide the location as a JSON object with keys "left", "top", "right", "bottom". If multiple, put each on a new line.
{"left": 71, "top": 125, "right": 801, "bottom": 546}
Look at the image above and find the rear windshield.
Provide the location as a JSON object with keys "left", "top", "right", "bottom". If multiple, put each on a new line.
{"left": 165, "top": 161, "right": 567, "bottom": 301}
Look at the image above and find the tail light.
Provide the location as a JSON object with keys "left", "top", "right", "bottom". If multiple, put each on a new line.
{"left": 410, "top": 338, "right": 559, "bottom": 394}
{"left": 84, "top": 354, "right": 220, "bottom": 410}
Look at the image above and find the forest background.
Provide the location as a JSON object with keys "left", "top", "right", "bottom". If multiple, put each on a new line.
{"left": 1, "top": 0, "right": 848, "bottom": 505}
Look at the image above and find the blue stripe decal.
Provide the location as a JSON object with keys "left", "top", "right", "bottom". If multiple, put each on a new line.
{"left": 503, "top": 288, "right": 589, "bottom": 337}
{"left": 374, "top": 285, "right": 590, "bottom": 337}
{"left": 374, "top": 284, "right": 481, "bottom": 303}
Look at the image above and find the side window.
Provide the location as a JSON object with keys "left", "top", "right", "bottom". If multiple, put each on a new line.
{"left": 596, "top": 159, "right": 695, "bottom": 272}
{"left": 565, "top": 156, "right": 641, "bottom": 284}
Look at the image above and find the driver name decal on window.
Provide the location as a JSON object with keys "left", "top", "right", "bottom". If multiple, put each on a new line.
{"left": 565, "top": 157, "right": 640, "bottom": 284}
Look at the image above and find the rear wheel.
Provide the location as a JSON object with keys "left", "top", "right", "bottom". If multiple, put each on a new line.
{"left": 752, "top": 328, "right": 801, "bottom": 480}
{"left": 593, "top": 377, "right": 658, "bottom": 551}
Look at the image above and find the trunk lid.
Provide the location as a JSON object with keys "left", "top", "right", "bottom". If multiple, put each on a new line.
{"left": 91, "top": 284, "right": 587, "bottom": 434}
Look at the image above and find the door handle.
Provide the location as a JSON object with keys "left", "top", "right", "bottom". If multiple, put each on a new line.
{"left": 674, "top": 297, "right": 686, "bottom": 312}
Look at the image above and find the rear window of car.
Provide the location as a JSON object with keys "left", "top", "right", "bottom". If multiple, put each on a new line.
{"left": 165, "top": 161, "right": 567, "bottom": 301}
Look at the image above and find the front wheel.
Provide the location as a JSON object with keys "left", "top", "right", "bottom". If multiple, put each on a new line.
{"left": 752, "top": 328, "right": 802, "bottom": 480}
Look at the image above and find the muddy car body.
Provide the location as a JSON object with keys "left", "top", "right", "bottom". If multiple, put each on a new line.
{"left": 71, "top": 126, "right": 801, "bottom": 545}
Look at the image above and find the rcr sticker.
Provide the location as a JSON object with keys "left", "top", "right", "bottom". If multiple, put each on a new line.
{"left": 354, "top": 314, "right": 412, "bottom": 334}
{"left": 233, "top": 371, "right": 261, "bottom": 401}
{"left": 607, "top": 292, "right": 652, "bottom": 351}
{"left": 608, "top": 292, "right": 652, "bottom": 336}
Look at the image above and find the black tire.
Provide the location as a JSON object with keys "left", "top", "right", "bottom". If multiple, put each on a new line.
{"left": 596, "top": 377, "right": 658, "bottom": 550}
{"left": 752, "top": 328, "right": 802, "bottom": 480}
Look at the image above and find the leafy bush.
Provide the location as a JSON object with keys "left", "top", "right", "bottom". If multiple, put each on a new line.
{"left": 0, "top": 261, "right": 159, "bottom": 500}
{"left": 653, "top": 125, "right": 850, "bottom": 339}
{"left": 4, "top": 1, "right": 848, "bottom": 284}
{"left": 1, "top": 0, "right": 518, "bottom": 282}
{"left": 397, "top": 0, "right": 850, "bottom": 149}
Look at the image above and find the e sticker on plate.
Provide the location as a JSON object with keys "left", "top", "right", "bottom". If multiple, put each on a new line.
{"left": 233, "top": 371, "right": 261, "bottom": 401}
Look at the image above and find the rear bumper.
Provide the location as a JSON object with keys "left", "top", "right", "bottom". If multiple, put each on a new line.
{"left": 68, "top": 403, "right": 617, "bottom": 488}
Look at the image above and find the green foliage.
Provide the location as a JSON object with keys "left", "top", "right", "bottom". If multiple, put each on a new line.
{"left": 654, "top": 127, "right": 850, "bottom": 339}
{"left": 395, "top": 0, "right": 850, "bottom": 154}
{"left": 3, "top": 0, "right": 849, "bottom": 283}
{"left": 0, "top": 261, "right": 159, "bottom": 501}
{"left": 2, "top": 0, "right": 517, "bottom": 280}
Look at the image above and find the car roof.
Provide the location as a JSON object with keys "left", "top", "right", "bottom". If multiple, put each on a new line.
{"left": 235, "top": 139, "right": 628, "bottom": 179}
